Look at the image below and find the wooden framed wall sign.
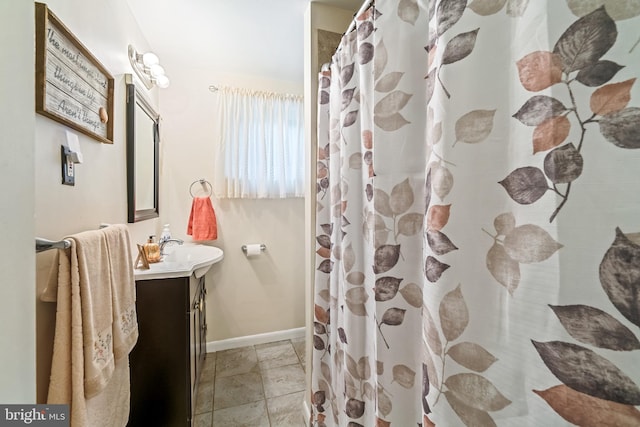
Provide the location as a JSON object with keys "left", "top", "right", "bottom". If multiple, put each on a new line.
{"left": 35, "top": 3, "right": 114, "bottom": 144}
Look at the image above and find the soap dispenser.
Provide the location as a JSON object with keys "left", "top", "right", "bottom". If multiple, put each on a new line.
{"left": 144, "top": 235, "right": 161, "bottom": 263}
{"left": 160, "top": 224, "right": 172, "bottom": 243}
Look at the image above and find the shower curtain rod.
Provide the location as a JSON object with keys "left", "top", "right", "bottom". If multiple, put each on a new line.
{"left": 328, "top": 0, "right": 374, "bottom": 63}
{"left": 345, "top": 0, "right": 375, "bottom": 35}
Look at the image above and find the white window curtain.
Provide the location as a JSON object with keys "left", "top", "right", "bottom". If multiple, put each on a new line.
{"left": 212, "top": 86, "right": 304, "bottom": 199}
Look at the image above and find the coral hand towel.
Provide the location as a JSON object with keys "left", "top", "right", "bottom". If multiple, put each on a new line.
{"left": 187, "top": 197, "right": 218, "bottom": 241}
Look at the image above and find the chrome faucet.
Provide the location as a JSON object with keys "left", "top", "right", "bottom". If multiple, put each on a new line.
{"left": 159, "top": 238, "right": 184, "bottom": 255}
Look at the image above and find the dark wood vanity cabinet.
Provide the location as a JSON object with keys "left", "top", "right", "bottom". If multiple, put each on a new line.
{"left": 128, "top": 275, "right": 207, "bottom": 427}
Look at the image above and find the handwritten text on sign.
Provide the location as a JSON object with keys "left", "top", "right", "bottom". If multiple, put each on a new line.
{"left": 35, "top": 3, "right": 114, "bottom": 143}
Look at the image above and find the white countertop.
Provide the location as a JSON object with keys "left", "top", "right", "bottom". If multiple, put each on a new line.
{"left": 134, "top": 244, "right": 224, "bottom": 281}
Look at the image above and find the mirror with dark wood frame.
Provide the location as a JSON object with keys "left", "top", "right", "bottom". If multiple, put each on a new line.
{"left": 126, "top": 74, "right": 159, "bottom": 223}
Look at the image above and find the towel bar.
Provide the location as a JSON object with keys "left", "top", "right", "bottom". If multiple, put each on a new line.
{"left": 36, "top": 237, "right": 71, "bottom": 253}
{"left": 36, "top": 224, "right": 111, "bottom": 252}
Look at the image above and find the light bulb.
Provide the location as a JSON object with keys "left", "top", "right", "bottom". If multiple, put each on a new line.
{"left": 155, "top": 75, "right": 170, "bottom": 88}
{"left": 149, "top": 64, "right": 165, "bottom": 78}
{"left": 142, "top": 52, "right": 159, "bottom": 67}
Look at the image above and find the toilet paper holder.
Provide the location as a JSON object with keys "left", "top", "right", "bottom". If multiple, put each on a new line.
{"left": 241, "top": 244, "right": 266, "bottom": 254}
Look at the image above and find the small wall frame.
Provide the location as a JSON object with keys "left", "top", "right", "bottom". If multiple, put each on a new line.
{"left": 35, "top": 2, "right": 115, "bottom": 144}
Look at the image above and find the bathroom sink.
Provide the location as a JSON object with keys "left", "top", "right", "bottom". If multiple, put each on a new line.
{"left": 134, "top": 244, "right": 224, "bottom": 281}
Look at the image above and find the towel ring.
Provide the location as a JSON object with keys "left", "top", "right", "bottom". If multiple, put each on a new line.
{"left": 189, "top": 179, "right": 213, "bottom": 198}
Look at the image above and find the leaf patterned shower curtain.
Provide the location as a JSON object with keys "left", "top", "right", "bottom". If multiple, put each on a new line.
{"left": 313, "top": 0, "right": 640, "bottom": 426}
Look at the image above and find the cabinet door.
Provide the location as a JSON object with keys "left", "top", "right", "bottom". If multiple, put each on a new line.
{"left": 129, "top": 277, "right": 190, "bottom": 427}
{"left": 192, "top": 279, "right": 206, "bottom": 385}
{"left": 198, "top": 277, "right": 207, "bottom": 368}
{"left": 189, "top": 298, "right": 198, "bottom": 421}
{"left": 190, "top": 277, "right": 207, "bottom": 412}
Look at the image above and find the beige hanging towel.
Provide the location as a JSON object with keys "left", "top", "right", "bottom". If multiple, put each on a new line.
{"left": 102, "top": 224, "right": 138, "bottom": 360}
{"left": 47, "top": 225, "right": 138, "bottom": 427}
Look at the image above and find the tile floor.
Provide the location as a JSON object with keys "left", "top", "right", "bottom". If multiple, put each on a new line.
{"left": 193, "top": 337, "right": 307, "bottom": 427}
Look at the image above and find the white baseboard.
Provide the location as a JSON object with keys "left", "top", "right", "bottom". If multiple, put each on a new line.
{"left": 206, "top": 327, "right": 305, "bottom": 353}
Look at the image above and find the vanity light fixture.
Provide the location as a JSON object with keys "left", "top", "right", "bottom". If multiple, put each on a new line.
{"left": 128, "top": 44, "right": 170, "bottom": 89}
